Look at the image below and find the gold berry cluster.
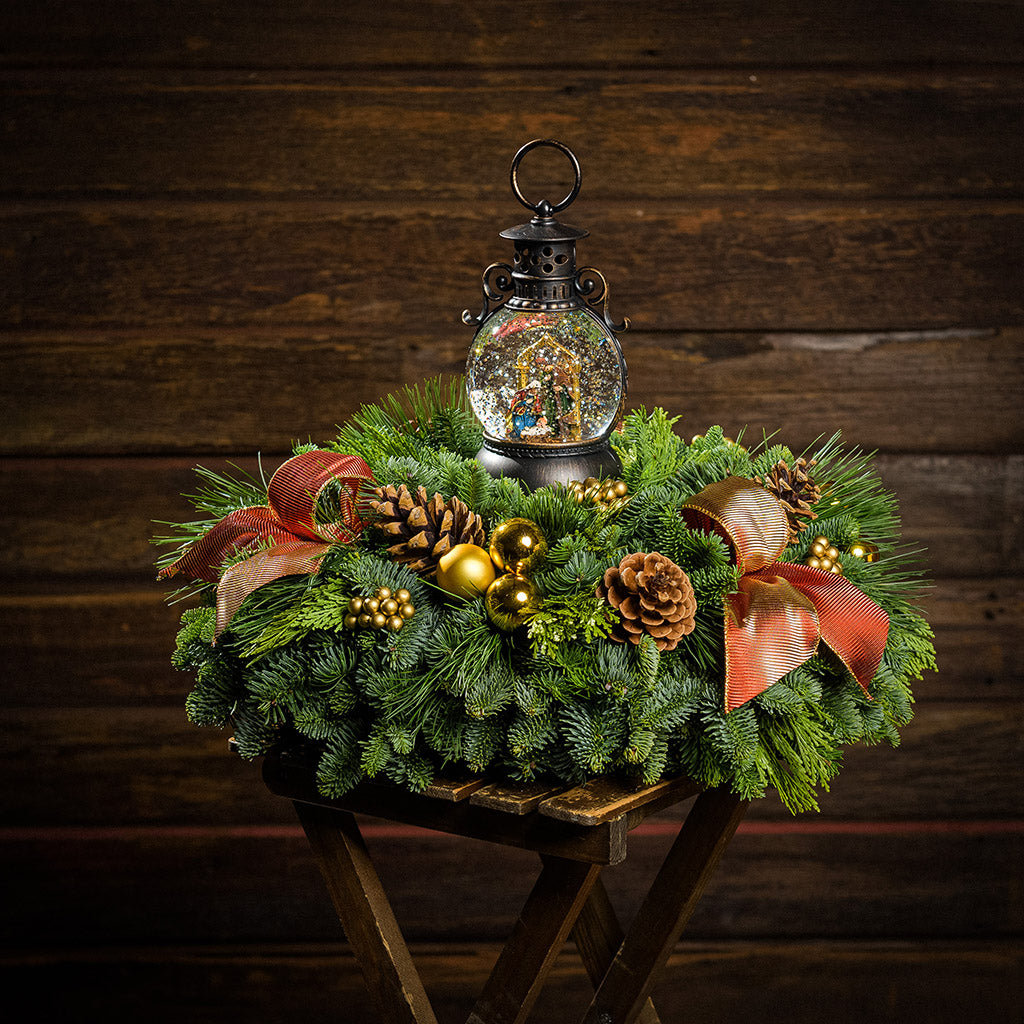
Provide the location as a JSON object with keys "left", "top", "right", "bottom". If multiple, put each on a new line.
{"left": 805, "top": 536, "right": 843, "bottom": 575}
{"left": 343, "top": 587, "right": 415, "bottom": 633}
{"left": 568, "top": 477, "right": 629, "bottom": 508}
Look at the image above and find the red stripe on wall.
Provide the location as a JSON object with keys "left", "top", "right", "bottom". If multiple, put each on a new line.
{"left": 3, "top": 819, "right": 1023, "bottom": 843}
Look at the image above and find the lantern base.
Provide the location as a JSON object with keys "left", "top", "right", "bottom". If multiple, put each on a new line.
{"left": 476, "top": 436, "right": 622, "bottom": 490}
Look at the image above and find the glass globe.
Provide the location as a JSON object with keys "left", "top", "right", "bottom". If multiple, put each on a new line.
{"left": 467, "top": 305, "right": 625, "bottom": 447}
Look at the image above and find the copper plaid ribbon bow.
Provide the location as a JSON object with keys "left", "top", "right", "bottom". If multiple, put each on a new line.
{"left": 681, "top": 476, "right": 889, "bottom": 712}
{"left": 160, "top": 450, "right": 373, "bottom": 637}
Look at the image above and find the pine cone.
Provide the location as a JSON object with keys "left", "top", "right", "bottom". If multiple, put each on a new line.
{"left": 597, "top": 551, "right": 697, "bottom": 652}
{"left": 756, "top": 457, "right": 821, "bottom": 544}
{"left": 370, "top": 484, "right": 485, "bottom": 574}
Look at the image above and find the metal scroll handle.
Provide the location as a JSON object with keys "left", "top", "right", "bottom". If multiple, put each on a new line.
{"left": 509, "top": 139, "right": 582, "bottom": 217}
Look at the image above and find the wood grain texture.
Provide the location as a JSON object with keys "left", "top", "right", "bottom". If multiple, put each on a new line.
{"left": 2, "top": 202, "right": 1021, "bottom": 331}
{"left": 469, "top": 781, "right": 568, "bottom": 816}
{"left": 2, "top": 577, "right": 1015, "bottom": 708}
{"left": 538, "top": 775, "right": 701, "bottom": 826}
{"left": 1, "top": 2, "right": 1018, "bottom": 1013}
{"left": 295, "top": 804, "right": 438, "bottom": 1024}
{"left": 1, "top": 702, "right": 1020, "bottom": 826}
{"left": 3, "top": 941, "right": 1019, "bottom": 1024}
{"left": 2, "top": 70, "right": 1021, "bottom": 201}
{"left": 3, "top": 827, "right": 1021, "bottom": 943}
{"left": 1, "top": 454, "right": 1017, "bottom": 580}
{"left": 465, "top": 855, "right": 601, "bottom": 1024}
{"left": 571, "top": 879, "right": 661, "bottom": 1024}
{"left": 3, "top": 1, "right": 1022, "bottom": 69}
{"left": 582, "top": 788, "right": 747, "bottom": 1024}
{"left": 421, "top": 777, "right": 491, "bottom": 802}
{"left": 265, "top": 756, "right": 630, "bottom": 866}
{"left": 6, "top": 327, "right": 1020, "bottom": 456}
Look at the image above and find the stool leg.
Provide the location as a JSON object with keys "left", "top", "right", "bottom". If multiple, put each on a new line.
{"left": 581, "top": 788, "right": 748, "bottom": 1024}
{"left": 572, "top": 879, "right": 662, "bottom": 1024}
{"left": 466, "top": 855, "right": 602, "bottom": 1024}
{"left": 294, "top": 801, "right": 439, "bottom": 1024}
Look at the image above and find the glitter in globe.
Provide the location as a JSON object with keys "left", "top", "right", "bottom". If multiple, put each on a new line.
{"left": 467, "top": 307, "right": 624, "bottom": 447}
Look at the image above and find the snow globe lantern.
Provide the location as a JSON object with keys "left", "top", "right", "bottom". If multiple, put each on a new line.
{"left": 463, "top": 140, "right": 629, "bottom": 489}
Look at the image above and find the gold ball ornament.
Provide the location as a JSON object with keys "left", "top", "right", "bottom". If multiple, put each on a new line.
{"left": 849, "top": 540, "right": 879, "bottom": 563}
{"left": 489, "top": 518, "right": 548, "bottom": 575}
{"left": 348, "top": 596, "right": 364, "bottom": 614}
{"left": 484, "top": 573, "right": 541, "bottom": 632}
{"left": 343, "top": 614, "right": 359, "bottom": 630}
{"left": 372, "top": 611, "right": 388, "bottom": 629}
{"left": 399, "top": 602, "right": 416, "bottom": 619}
{"left": 436, "top": 543, "right": 498, "bottom": 599}
{"left": 395, "top": 589, "right": 411, "bottom": 604}
{"left": 375, "top": 587, "right": 392, "bottom": 600}
{"left": 382, "top": 598, "right": 399, "bottom": 616}
{"left": 387, "top": 614, "right": 404, "bottom": 632}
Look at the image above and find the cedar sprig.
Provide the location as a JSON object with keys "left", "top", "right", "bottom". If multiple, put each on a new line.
{"left": 527, "top": 590, "right": 619, "bottom": 661}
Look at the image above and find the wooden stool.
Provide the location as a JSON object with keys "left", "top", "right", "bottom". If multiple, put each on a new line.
{"left": 263, "top": 749, "right": 748, "bottom": 1024}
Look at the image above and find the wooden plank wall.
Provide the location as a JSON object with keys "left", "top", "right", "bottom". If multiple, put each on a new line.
{"left": 2, "top": 3, "right": 1022, "bottom": 1021}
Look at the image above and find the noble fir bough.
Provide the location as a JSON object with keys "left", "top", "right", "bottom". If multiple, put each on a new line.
{"left": 155, "top": 377, "right": 936, "bottom": 813}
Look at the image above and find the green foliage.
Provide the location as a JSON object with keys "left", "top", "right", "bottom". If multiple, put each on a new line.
{"left": 332, "top": 375, "right": 482, "bottom": 469}
{"left": 527, "top": 590, "right": 618, "bottom": 661}
{"left": 806, "top": 434, "right": 901, "bottom": 549}
{"left": 244, "top": 578, "right": 355, "bottom": 658}
{"left": 172, "top": 605, "right": 217, "bottom": 669}
{"left": 185, "top": 656, "right": 237, "bottom": 727}
{"left": 561, "top": 697, "right": 630, "bottom": 773}
{"left": 612, "top": 408, "right": 688, "bottom": 490}
{"left": 317, "top": 719, "right": 368, "bottom": 797}
{"left": 159, "top": 380, "right": 937, "bottom": 814}
{"left": 675, "top": 426, "right": 753, "bottom": 494}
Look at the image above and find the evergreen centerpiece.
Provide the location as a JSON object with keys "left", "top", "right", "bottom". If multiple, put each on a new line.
{"left": 155, "top": 377, "right": 935, "bottom": 813}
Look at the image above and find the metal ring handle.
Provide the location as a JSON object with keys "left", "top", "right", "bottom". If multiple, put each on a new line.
{"left": 509, "top": 139, "right": 582, "bottom": 216}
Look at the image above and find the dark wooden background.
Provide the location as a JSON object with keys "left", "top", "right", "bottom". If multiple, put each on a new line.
{"left": 2, "top": 3, "right": 1022, "bottom": 1021}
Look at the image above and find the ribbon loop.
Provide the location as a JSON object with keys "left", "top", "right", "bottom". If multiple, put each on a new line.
{"left": 683, "top": 477, "right": 889, "bottom": 712}
{"left": 214, "top": 540, "right": 330, "bottom": 638}
{"left": 160, "top": 450, "right": 372, "bottom": 637}
{"left": 266, "top": 450, "right": 369, "bottom": 543}
{"left": 682, "top": 476, "right": 789, "bottom": 574}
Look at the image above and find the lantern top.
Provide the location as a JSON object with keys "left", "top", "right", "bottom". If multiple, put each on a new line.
{"left": 499, "top": 139, "right": 588, "bottom": 243}
{"left": 463, "top": 139, "right": 627, "bottom": 330}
